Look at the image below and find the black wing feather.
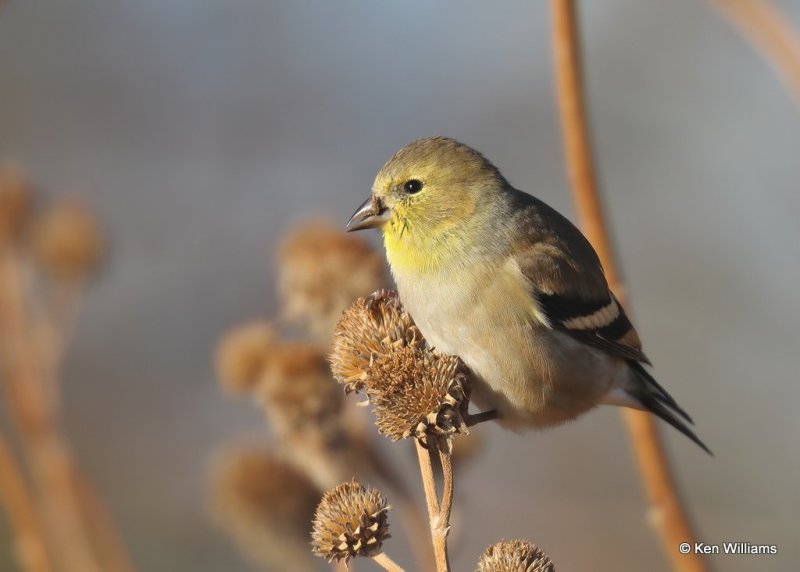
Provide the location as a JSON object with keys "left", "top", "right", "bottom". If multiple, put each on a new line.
{"left": 534, "top": 291, "right": 651, "bottom": 365}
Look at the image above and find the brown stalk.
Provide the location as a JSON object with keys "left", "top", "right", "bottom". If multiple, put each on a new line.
{"left": 33, "top": 280, "right": 85, "bottom": 409}
{"left": 0, "top": 249, "right": 102, "bottom": 572}
{"left": 26, "top": 278, "right": 133, "bottom": 572}
{"left": 372, "top": 552, "right": 406, "bottom": 572}
{"left": 0, "top": 431, "right": 54, "bottom": 572}
{"left": 363, "top": 439, "right": 435, "bottom": 570}
{"left": 437, "top": 448, "right": 454, "bottom": 537}
{"left": 72, "top": 466, "right": 135, "bottom": 572}
{"left": 549, "top": 2, "right": 708, "bottom": 571}
{"left": 414, "top": 440, "right": 451, "bottom": 572}
{"left": 709, "top": 0, "right": 800, "bottom": 105}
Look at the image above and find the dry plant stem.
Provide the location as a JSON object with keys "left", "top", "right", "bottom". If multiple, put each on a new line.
{"left": 436, "top": 448, "right": 453, "bottom": 535}
{"left": 415, "top": 441, "right": 439, "bottom": 516}
{"left": 414, "top": 440, "right": 450, "bottom": 572}
{"left": 36, "top": 280, "right": 85, "bottom": 408}
{"left": 0, "top": 250, "right": 103, "bottom": 572}
{"left": 372, "top": 552, "right": 406, "bottom": 572}
{"left": 709, "top": 0, "right": 800, "bottom": 105}
{"left": 0, "top": 431, "right": 54, "bottom": 572}
{"left": 73, "top": 466, "right": 135, "bottom": 572}
{"left": 549, "top": 2, "right": 708, "bottom": 571}
{"left": 364, "top": 442, "right": 435, "bottom": 570}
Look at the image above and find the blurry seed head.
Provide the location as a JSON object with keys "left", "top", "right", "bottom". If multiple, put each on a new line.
{"left": 254, "top": 341, "right": 366, "bottom": 491}
{"left": 370, "top": 345, "right": 468, "bottom": 447}
{"left": 215, "top": 321, "right": 276, "bottom": 395}
{"left": 278, "top": 221, "right": 386, "bottom": 343}
{"left": 311, "top": 479, "right": 390, "bottom": 563}
{"left": 257, "top": 341, "right": 344, "bottom": 435}
{"left": 279, "top": 426, "right": 366, "bottom": 491}
{"left": 477, "top": 540, "right": 555, "bottom": 572}
{"left": 330, "top": 289, "right": 422, "bottom": 394}
{"left": 211, "top": 448, "right": 321, "bottom": 571}
{"left": 0, "top": 164, "right": 33, "bottom": 245}
{"left": 31, "top": 197, "right": 104, "bottom": 280}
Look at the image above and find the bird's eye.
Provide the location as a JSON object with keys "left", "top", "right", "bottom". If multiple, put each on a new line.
{"left": 403, "top": 179, "right": 423, "bottom": 194}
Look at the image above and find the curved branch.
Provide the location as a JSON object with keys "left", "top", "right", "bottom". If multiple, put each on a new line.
{"left": 549, "top": 2, "right": 708, "bottom": 571}
{"left": 0, "top": 432, "right": 54, "bottom": 572}
{"left": 709, "top": 0, "right": 800, "bottom": 106}
{"left": 414, "top": 441, "right": 449, "bottom": 572}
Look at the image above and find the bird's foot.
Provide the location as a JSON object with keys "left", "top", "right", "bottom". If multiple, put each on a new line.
{"left": 465, "top": 409, "right": 498, "bottom": 427}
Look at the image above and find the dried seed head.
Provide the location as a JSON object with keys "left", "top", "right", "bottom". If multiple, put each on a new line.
{"left": 211, "top": 448, "right": 320, "bottom": 571}
{"left": 257, "top": 342, "right": 343, "bottom": 435}
{"left": 311, "top": 479, "right": 390, "bottom": 563}
{"left": 31, "top": 198, "right": 104, "bottom": 280}
{"left": 215, "top": 322, "right": 276, "bottom": 395}
{"left": 0, "top": 165, "right": 33, "bottom": 245}
{"left": 370, "top": 346, "right": 468, "bottom": 447}
{"left": 278, "top": 221, "right": 386, "bottom": 342}
{"left": 477, "top": 540, "right": 555, "bottom": 572}
{"left": 330, "top": 290, "right": 421, "bottom": 394}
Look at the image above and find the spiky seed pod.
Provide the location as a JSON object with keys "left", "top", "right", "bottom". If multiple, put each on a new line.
{"left": 369, "top": 345, "right": 469, "bottom": 448}
{"left": 477, "top": 540, "right": 555, "bottom": 572}
{"left": 330, "top": 289, "right": 422, "bottom": 394}
{"left": 214, "top": 321, "right": 276, "bottom": 395}
{"left": 31, "top": 197, "right": 104, "bottom": 280}
{"left": 257, "top": 341, "right": 344, "bottom": 436}
{"left": 211, "top": 448, "right": 321, "bottom": 572}
{"left": 311, "top": 479, "right": 390, "bottom": 563}
{"left": 0, "top": 165, "right": 33, "bottom": 246}
{"left": 278, "top": 221, "right": 386, "bottom": 343}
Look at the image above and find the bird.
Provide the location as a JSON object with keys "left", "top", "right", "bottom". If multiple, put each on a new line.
{"left": 346, "top": 136, "right": 710, "bottom": 454}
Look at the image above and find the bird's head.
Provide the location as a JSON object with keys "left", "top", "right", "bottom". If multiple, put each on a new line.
{"left": 347, "top": 137, "right": 508, "bottom": 269}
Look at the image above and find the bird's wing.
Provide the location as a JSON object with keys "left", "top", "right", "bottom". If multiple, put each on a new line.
{"left": 531, "top": 288, "right": 650, "bottom": 364}
{"left": 510, "top": 191, "right": 651, "bottom": 365}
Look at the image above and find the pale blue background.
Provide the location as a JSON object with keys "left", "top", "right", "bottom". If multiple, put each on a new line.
{"left": 1, "top": 1, "right": 799, "bottom": 570}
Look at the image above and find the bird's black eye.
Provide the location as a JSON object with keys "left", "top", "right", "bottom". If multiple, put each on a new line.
{"left": 403, "top": 179, "right": 423, "bottom": 194}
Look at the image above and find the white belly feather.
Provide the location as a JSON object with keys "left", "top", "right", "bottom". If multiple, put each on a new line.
{"left": 393, "top": 257, "right": 626, "bottom": 428}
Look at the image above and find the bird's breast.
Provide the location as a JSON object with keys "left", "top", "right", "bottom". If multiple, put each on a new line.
{"left": 392, "top": 257, "right": 620, "bottom": 428}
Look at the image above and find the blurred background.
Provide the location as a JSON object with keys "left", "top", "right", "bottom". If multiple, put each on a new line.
{"left": 1, "top": 0, "right": 799, "bottom": 570}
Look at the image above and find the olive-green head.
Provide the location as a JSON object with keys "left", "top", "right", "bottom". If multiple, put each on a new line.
{"left": 347, "top": 137, "right": 508, "bottom": 238}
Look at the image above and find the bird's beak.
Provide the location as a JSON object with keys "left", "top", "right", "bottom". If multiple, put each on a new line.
{"left": 346, "top": 196, "right": 389, "bottom": 232}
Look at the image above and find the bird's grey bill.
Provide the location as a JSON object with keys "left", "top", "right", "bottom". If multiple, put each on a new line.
{"left": 346, "top": 196, "right": 389, "bottom": 232}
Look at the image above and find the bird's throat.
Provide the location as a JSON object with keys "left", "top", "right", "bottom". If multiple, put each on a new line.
{"left": 382, "top": 215, "right": 478, "bottom": 275}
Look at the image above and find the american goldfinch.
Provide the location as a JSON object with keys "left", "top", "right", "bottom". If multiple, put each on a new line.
{"left": 347, "top": 136, "right": 709, "bottom": 453}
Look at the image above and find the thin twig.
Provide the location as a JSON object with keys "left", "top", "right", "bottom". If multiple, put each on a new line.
{"left": 549, "top": 2, "right": 708, "bottom": 571}
{"left": 72, "top": 465, "right": 136, "bottom": 572}
{"left": 32, "top": 278, "right": 85, "bottom": 409}
{"left": 414, "top": 440, "right": 449, "bottom": 572}
{"left": 372, "top": 551, "right": 406, "bottom": 572}
{"left": 437, "top": 448, "right": 454, "bottom": 532}
{"left": 465, "top": 409, "right": 497, "bottom": 427}
{"left": 363, "top": 437, "right": 435, "bottom": 570}
{"left": 414, "top": 440, "right": 439, "bottom": 516}
{"left": 0, "top": 431, "right": 54, "bottom": 572}
{"left": 0, "top": 249, "right": 104, "bottom": 572}
{"left": 709, "top": 0, "right": 800, "bottom": 105}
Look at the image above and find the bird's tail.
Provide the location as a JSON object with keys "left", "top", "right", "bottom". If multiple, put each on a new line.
{"left": 626, "top": 361, "right": 713, "bottom": 455}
